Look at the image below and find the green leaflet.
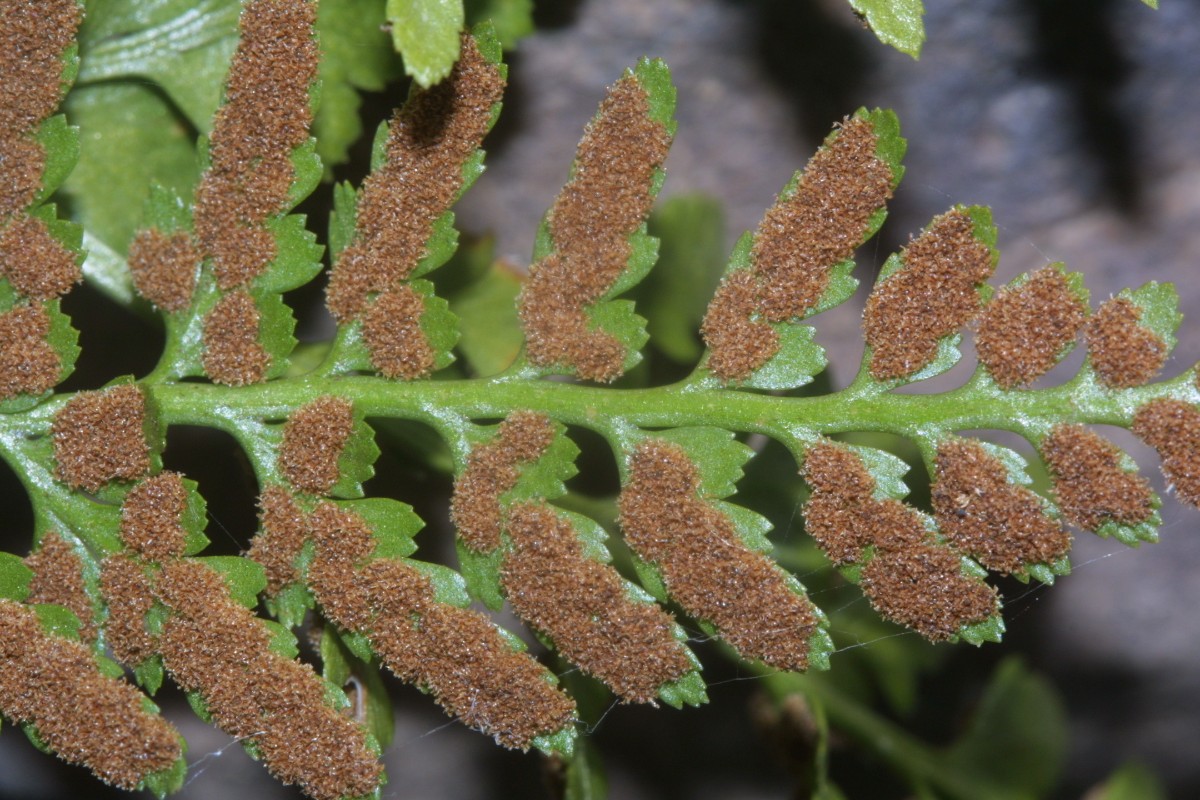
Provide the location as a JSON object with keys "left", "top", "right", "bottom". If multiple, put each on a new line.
{"left": 387, "top": 0, "right": 465, "bottom": 87}
{"left": 848, "top": 0, "right": 926, "bottom": 59}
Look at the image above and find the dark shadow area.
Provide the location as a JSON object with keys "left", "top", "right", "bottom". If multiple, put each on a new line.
{"left": 161, "top": 426, "right": 258, "bottom": 556}
{"left": 57, "top": 282, "right": 163, "bottom": 391}
{"left": 742, "top": 0, "right": 873, "bottom": 146}
{"left": 0, "top": 455, "right": 33, "bottom": 558}
{"left": 1023, "top": 0, "right": 1143, "bottom": 214}
{"left": 531, "top": 0, "right": 587, "bottom": 30}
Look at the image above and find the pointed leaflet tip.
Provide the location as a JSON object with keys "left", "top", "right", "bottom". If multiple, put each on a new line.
{"left": 848, "top": 0, "right": 926, "bottom": 59}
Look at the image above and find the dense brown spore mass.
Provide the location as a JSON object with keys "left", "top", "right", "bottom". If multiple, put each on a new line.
{"left": 279, "top": 396, "right": 354, "bottom": 494}
{"left": 619, "top": 440, "right": 819, "bottom": 670}
{"left": 0, "top": 214, "right": 80, "bottom": 299}
{"left": 306, "top": 502, "right": 575, "bottom": 749}
{"left": 932, "top": 439, "right": 1071, "bottom": 573}
{"left": 803, "top": 442, "right": 998, "bottom": 640}
{"left": 99, "top": 554, "right": 157, "bottom": 666}
{"left": 1133, "top": 398, "right": 1200, "bottom": 507}
{"left": 193, "top": 0, "right": 318, "bottom": 290}
{"left": 451, "top": 411, "right": 556, "bottom": 552}
{"left": 518, "top": 75, "right": 672, "bottom": 382}
{"left": 975, "top": 267, "right": 1088, "bottom": 388}
{"left": 362, "top": 286, "right": 436, "bottom": 379}
{"left": 700, "top": 270, "right": 781, "bottom": 381}
{"left": 753, "top": 117, "right": 893, "bottom": 323}
{"left": 1041, "top": 424, "right": 1154, "bottom": 531}
{"left": 1085, "top": 297, "right": 1167, "bottom": 388}
{"left": 0, "top": 304, "right": 59, "bottom": 398}
{"left": 0, "top": 0, "right": 83, "bottom": 216}
{"left": 202, "top": 290, "right": 270, "bottom": 385}
{"left": 53, "top": 384, "right": 150, "bottom": 492}
{"left": 249, "top": 486, "right": 310, "bottom": 595}
{"left": 120, "top": 472, "right": 189, "bottom": 561}
{"left": 127, "top": 229, "right": 200, "bottom": 312}
{"left": 25, "top": 532, "right": 95, "bottom": 641}
{"left": 156, "top": 559, "right": 382, "bottom": 800}
{"left": 0, "top": 598, "right": 181, "bottom": 790}
{"left": 864, "top": 209, "right": 993, "bottom": 380}
{"left": 326, "top": 35, "right": 505, "bottom": 321}
{"left": 502, "top": 503, "right": 692, "bottom": 702}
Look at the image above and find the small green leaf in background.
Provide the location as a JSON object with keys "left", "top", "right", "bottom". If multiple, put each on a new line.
{"left": 942, "top": 658, "right": 1067, "bottom": 798}
{"left": 561, "top": 738, "right": 608, "bottom": 800}
{"left": 388, "top": 0, "right": 465, "bottom": 87}
{"left": 316, "top": 0, "right": 405, "bottom": 172}
{"left": 848, "top": 0, "right": 926, "bottom": 59}
{"left": 448, "top": 258, "right": 524, "bottom": 376}
{"left": 1090, "top": 761, "right": 1167, "bottom": 800}
{"left": 464, "top": 0, "right": 533, "bottom": 48}
{"left": 1141, "top": 0, "right": 1159, "bottom": 8}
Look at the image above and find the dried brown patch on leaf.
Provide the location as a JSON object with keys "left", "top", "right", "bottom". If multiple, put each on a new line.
{"left": 156, "top": 559, "right": 381, "bottom": 800}
{"left": 803, "top": 442, "right": 998, "bottom": 640}
{"left": 619, "top": 440, "right": 818, "bottom": 670}
{"left": 450, "top": 410, "right": 556, "bottom": 552}
{"left": 518, "top": 76, "right": 671, "bottom": 382}
{"left": 1041, "top": 424, "right": 1154, "bottom": 531}
{"left": 279, "top": 396, "right": 354, "bottom": 494}
{"left": 1085, "top": 297, "right": 1167, "bottom": 388}
{"left": 976, "top": 267, "right": 1087, "bottom": 388}
{"left": 0, "top": 214, "right": 80, "bottom": 299}
{"left": 362, "top": 286, "right": 436, "bottom": 379}
{"left": 326, "top": 35, "right": 505, "bottom": 320}
{"left": 502, "top": 503, "right": 691, "bottom": 703}
{"left": 0, "top": 598, "right": 180, "bottom": 790}
{"left": 864, "top": 209, "right": 993, "bottom": 380}
{"left": 120, "top": 472, "right": 189, "bottom": 561}
{"left": 249, "top": 486, "right": 310, "bottom": 595}
{"left": 53, "top": 384, "right": 150, "bottom": 492}
{"left": 127, "top": 229, "right": 200, "bottom": 312}
{"left": 99, "top": 554, "right": 157, "bottom": 666}
{"left": 932, "top": 439, "right": 1071, "bottom": 574}
{"left": 202, "top": 290, "right": 270, "bottom": 386}
{"left": 700, "top": 270, "right": 781, "bottom": 381}
{"left": 0, "top": 304, "right": 59, "bottom": 398}
{"left": 192, "top": 0, "right": 318, "bottom": 289}
{"left": 0, "top": 0, "right": 82, "bottom": 216}
{"left": 754, "top": 117, "right": 893, "bottom": 323}
{"left": 1133, "top": 398, "right": 1200, "bottom": 507}
{"left": 25, "top": 532, "right": 95, "bottom": 641}
{"left": 307, "top": 502, "right": 575, "bottom": 749}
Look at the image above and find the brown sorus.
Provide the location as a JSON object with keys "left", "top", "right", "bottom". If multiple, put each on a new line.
{"left": 306, "top": 502, "right": 576, "bottom": 749}
{"left": 975, "top": 266, "right": 1088, "bottom": 388}
{"left": 864, "top": 208, "right": 993, "bottom": 380}
{"left": 127, "top": 229, "right": 200, "bottom": 312}
{"left": 1085, "top": 296, "right": 1167, "bottom": 388}
{"left": 0, "top": 0, "right": 83, "bottom": 215}
{"left": 326, "top": 34, "right": 505, "bottom": 321}
{"left": 1041, "top": 424, "right": 1154, "bottom": 531}
{"left": 156, "top": 559, "right": 382, "bottom": 800}
{"left": 1133, "top": 398, "right": 1200, "bottom": 507}
{"left": 700, "top": 270, "right": 781, "bottom": 381}
{"left": 99, "top": 554, "right": 158, "bottom": 666}
{"left": 120, "top": 472, "right": 190, "bottom": 561}
{"left": 202, "top": 290, "right": 271, "bottom": 386}
{"left": 518, "top": 74, "right": 671, "bottom": 382}
{"left": 803, "top": 442, "right": 998, "bottom": 640}
{"left": 0, "top": 303, "right": 60, "bottom": 398}
{"left": 0, "top": 214, "right": 80, "bottom": 299}
{"left": 362, "top": 286, "right": 436, "bottom": 379}
{"left": 932, "top": 438, "right": 1071, "bottom": 574}
{"left": 619, "top": 439, "right": 819, "bottom": 670}
{"left": 0, "top": 598, "right": 181, "bottom": 790}
{"left": 754, "top": 116, "right": 893, "bottom": 323}
{"left": 53, "top": 384, "right": 151, "bottom": 492}
{"left": 193, "top": 0, "right": 319, "bottom": 290}
{"left": 249, "top": 486, "right": 310, "bottom": 595}
{"left": 279, "top": 396, "right": 354, "bottom": 494}
{"left": 25, "top": 532, "right": 95, "bottom": 641}
{"left": 450, "top": 410, "right": 556, "bottom": 552}
{"left": 502, "top": 502, "right": 692, "bottom": 703}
